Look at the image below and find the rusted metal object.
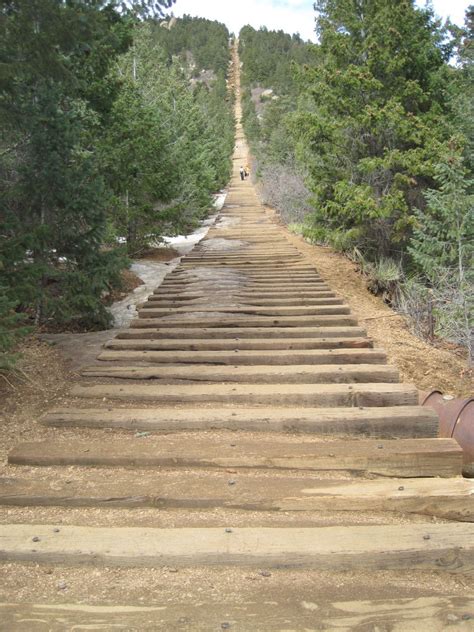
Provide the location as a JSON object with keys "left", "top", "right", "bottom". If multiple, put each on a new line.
{"left": 421, "top": 390, "right": 474, "bottom": 477}
{"left": 453, "top": 400, "right": 474, "bottom": 477}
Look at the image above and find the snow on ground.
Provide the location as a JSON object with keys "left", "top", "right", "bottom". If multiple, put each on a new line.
{"left": 109, "top": 193, "right": 227, "bottom": 327}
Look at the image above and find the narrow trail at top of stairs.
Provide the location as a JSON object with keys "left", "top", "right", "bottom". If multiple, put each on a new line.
{"left": 1, "top": 40, "right": 473, "bottom": 632}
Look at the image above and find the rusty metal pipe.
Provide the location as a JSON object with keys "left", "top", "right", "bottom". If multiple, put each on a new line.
{"left": 420, "top": 390, "right": 474, "bottom": 477}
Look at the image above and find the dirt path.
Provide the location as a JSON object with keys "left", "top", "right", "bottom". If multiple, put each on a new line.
{"left": 1, "top": 42, "right": 473, "bottom": 631}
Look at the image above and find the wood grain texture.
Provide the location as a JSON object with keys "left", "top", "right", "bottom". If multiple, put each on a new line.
{"left": 81, "top": 363, "right": 398, "bottom": 384}
{"left": 13, "top": 436, "right": 459, "bottom": 476}
{"left": 96, "top": 348, "right": 387, "bottom": 366}
{"left": 70, "top": 382, "right": 417, "bottom": 407}
{"left": 1, "top": 596, "right": 474, "bottom": 631}
{"left": 1, "top": 524, "right": 474, "bottom": 571}
{"left": 1, "top": 474, "right": 472, "bottom": 520}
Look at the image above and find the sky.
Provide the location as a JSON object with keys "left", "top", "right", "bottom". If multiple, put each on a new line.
{"left": 172, "top": 1, "right": 470, "bottom": 42}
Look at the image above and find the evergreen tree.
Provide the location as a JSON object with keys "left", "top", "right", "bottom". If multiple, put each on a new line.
{"left": 0, "top": 0, "right": 174, "bottom": 362}
{"left": 409, "top": 147, "right": 473, "bottom": 362}
{"left": 152, "top": 15, "right": 230, "bottom": 75}
{"left": 101, "top": 22, "right": 233, "bottom": 252}
{"left": 293, "top": 0, "right": 451, "bottom": 258}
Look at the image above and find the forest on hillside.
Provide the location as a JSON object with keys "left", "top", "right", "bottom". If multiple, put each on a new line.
{"left": 240, "top": 3, "right": 473, "bottom": 364}
{"left": 0, "top": 1, "right": 234, "bottom": 369}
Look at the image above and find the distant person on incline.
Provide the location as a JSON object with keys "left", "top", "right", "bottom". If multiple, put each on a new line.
{"left": 245, "top": 164, "right": 250, "bottom": 177}
{"left": 239, "top": 166, "right": 245, "bottom": 181}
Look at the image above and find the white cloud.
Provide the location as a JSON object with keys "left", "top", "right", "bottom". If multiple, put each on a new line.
{"left": 171, "top": 0, "right": 470, "bottom": 42}
{"left": 173, "top": 0, "right": 317, "bottom": 41}
{"left": 421, "top": 0, "right": 470, "bottom": 26}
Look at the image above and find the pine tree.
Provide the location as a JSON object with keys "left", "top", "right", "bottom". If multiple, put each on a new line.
{"left": 0, "top": 0, "right": 175, "bottom": 360}
{"left": 409, "top": 147, "right": 473, "bottom": 362}
{"left": 293, "top": 0, "right": 451, "bottom": 258}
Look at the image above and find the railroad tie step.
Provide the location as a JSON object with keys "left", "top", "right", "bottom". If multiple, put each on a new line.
{"left": 39, "top": 405, "right": 439, "bottom": 439}
{"left": 1, "top": 596, "right": 473, "bottom": 630}
{"left": 70, "top": 382, "right": 418, "bottom": 407}
{"left": 129, "top": 316, "right": 359, "bottom": 329}
{"left": 10, "top": 434, "right": 459, "bottom": 475}
{"left": 104, "top": 336, "right": 373, "bottom": 350}
{"left": 96, "top": 348, "right": 387, "bottom": 365}
{"left": 117, "top": 326, "right": 370, "bottom": 340}
{"left": 81, "top": 364, "right": 398, "bottom": 384}
{"left": 1, "top": 470, "right": 473, "bottom": 521}
{"left": 137, "top": 305, "right": 351, "bottom": 318}
{"left": 1, "top": 523, "right": 473, "bottom": 571}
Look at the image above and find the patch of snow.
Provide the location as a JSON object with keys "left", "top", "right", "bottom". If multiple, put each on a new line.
{"left": 109, "top": 191, "right": 227, "bottom": 327}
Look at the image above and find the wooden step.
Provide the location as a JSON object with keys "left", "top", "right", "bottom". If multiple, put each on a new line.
{"left": 137, "top": 305, "right": 351, "bottom": 317}
{"left": 96, "top": 348, "right": 387, "bottom": 366}
{"left": 178, "top": 259, "right": 309, "bottom": 266}
{"left": 159, "top": 284, "right": 331, "bottom": 292}
{"left": 71, "top": 382, "right": 418, "bottom": 406}
{"left": 176, "top": 267, "right": 317, "bottom": 274}
{"left": 147, "top": 296, "right": 339, "bottom": 306}
{"left": 152, "top": 290, "right": 337, "bottom": 298}
{"left": 40, "top": 405, "right": 437, "bottom": 438}
{"left": 163, "top": 278, "right": 325, "bottom": 285}
{"left": 130, "top": 316, "right": 359, "bottom": 329}
{"left": 81, "top": 364, "right": 398, "bottom": 384}
{"left": 158, "top": 284, "right": 332, "bottom": 293}
{"left": 181, "top": 257, "right": 306, "bottom": 265}
{"left": 172, "top": 270, "right": 320, "bottom": 277}
{"left": 1, "top": 472, "right": 472, "bottom": 521}
{"left": 105, "top": 337, "right": 373, "bottom": 350}
{"left": 169, "top": 267, "right": 320, "bottom": 274}
{"left": 119, "top": 326, "right": 368, "bottom": 340}
{"left": 145, "top": 296, "right": 342, "bottom": 307}
{"left": 1, "top": 523, "right": 472, "bottom": 571}
{"left": 152, "top": 288, "right": 338, "bottom": 298}
{"left": 2, "top": 596, "right": 473, "bottom": 631}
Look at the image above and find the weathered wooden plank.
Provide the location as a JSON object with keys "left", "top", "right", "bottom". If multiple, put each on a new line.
{"left": 162, "top": 278, "right": 326, "bottom": 285}
{"left": 118, "top": 326, "right": 369, "bottom": 340}
{"left": 177, "top": 260, "right": 310, "bottom": 266}
{"left": 1, "top": 523, "right": 473, "bottom": 571}
{"left": 70, "top": 382, "right": 418, "bottom": 407}
{"left": 147, "top": 296, "right": 340, "bottom": 307}
{"left": 130, "top": 315, "right": 359, "bottom": 329}
{"left": 1, "top": 596, "right": 473, "bottom": 632}
{"left": 165, "top": 270, "right": 323, "bottom": 277}
{"left": 96, "top": 348, "right": 387, "bottom": 366}
{"left": 39, "top": 405, "right": 438, "bottom": 439}
{"left": 137, "top": 305, "right": 351, "bottom": 318}
{"left": 81, "top": 364, "right": 398, "bottom": 384}
{"left": 1, "top": 474, "right": 472, "bottom": 521}
{"left": 152, "top": 290, "right": 337, "bottom": 298}
{"left": 145, "top": 296, "right": 343, "bottom": 306}
{"left": 104, "top": 336, "right": 373, "bottom": 351}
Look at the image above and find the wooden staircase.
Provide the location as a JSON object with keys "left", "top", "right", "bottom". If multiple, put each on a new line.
{"left": 1, "top": 43, "right": 473, "bottom": 631}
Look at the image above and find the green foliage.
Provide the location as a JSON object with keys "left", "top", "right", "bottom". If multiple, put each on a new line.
{"left": 408, "top": 146, "right": 473, "bottom": 359}
{"left": 239, "top": 26, "right": 313, "bottom": 94}
{"left": 0, "top": 2, "right": 233, "bottom": 369}
{"left": 409, "top": 147, "right": 473, "bottom": 282}
{"left": 0, "top": 283, "right": 31, "bottom": 371}
{"left": 0, "top": 0, "right": 132, "bottom": 335}
{"left": 102, "top": 20, "right": 234, "bottom": 254}
{"left": 292, "top": 0, "right": 454, "bottom": 260}
{"left": 238, "top": 3, "right": 472, "bottom": 357}
{"left": 238, "top": 27, "right": 315, "bottom": 226}
{"left": 100, "top": 22, "right": 233, "bottom": 255}
{"left": 363, "top": 258, "right": 403, "bottom": 300}
{"left": 152, "top": 15, "right": 230, "bottom": 75}
{"left": 241, "top": 89, "right": 261, "bottom": 144}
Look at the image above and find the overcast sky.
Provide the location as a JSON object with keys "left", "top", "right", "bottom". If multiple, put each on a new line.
{"left": 172, "top": 1, "right": 470, "bottom": 42}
